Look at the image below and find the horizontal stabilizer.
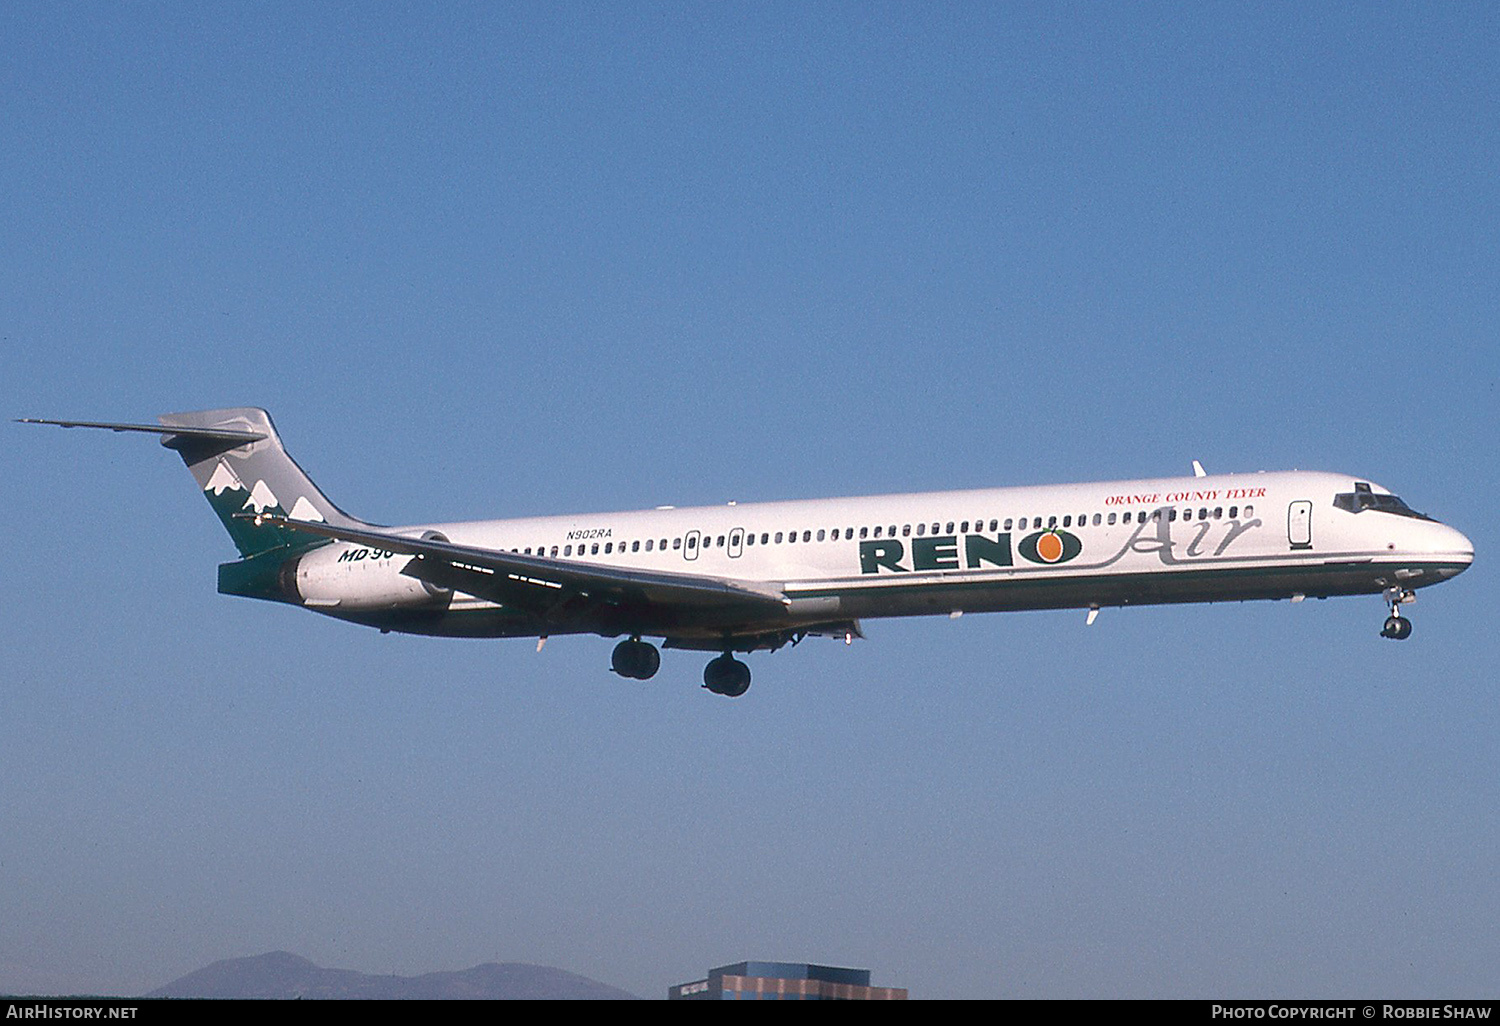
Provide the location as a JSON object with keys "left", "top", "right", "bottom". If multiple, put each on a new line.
{"left": 17, "top": 418, "right": 266, "bottom": 445}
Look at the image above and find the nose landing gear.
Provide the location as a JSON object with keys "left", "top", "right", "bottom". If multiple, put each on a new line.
{"left": 1380, "top": 588, "right": 1416, "bottom": 640}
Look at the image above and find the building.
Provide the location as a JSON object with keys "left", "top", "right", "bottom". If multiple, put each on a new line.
{"left": 668, "top": 961, "right": 907, "bottom": 1001}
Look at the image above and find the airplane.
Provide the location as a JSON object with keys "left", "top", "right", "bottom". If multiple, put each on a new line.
{"left": 21, "top": 408, "right": 1474, "bottom": 697}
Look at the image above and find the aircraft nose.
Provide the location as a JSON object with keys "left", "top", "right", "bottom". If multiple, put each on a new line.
{"left": 1431, "top": 522, "right": 1474, "bottom": 578}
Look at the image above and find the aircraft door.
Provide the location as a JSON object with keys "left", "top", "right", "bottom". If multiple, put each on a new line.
{"left": 728, "top": 528, "right": 744, "bottom": 558}
{"left": 1287, "top": 500, "right": 1312, "bottom": 550}
{"left": 684, "top": 529, "right": 701, "bottom": 561}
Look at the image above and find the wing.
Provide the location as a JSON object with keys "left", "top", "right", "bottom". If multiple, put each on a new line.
{"left": 246, "top": 513, "right": 790, "bottom": 627}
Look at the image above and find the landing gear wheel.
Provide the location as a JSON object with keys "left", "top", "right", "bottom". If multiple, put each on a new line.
{"left": 611, "top": 639, "right": 662, "bottom": 679}
{"left": 702, "top": 654, "right": 751, "bottom": 697}
{"left": 1380, "top": 589, "right": 1416, "bottom": 641}
{"left": 637, "top": 642, "right": 661, "bottom": 678}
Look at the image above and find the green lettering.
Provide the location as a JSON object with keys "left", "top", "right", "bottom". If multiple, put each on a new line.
{"left": 859, "top": 539, "right": 908, "bottom": 574}
{"left": 912, "top": 535, "right": 959, "bottom": 571}
{"left": 964, "top": 533, "right": 1012, "bottom": 568}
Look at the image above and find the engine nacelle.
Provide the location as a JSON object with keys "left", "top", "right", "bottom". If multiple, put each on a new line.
{"left": 291, "top": 539, "right": 451, "bottom": 612}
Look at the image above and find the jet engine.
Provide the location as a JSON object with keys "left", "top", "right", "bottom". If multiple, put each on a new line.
{"left": 289, "top": 537, "right": 452, "bottom": 612}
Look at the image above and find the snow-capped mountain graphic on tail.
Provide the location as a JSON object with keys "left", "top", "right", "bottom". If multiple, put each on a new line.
{"left": 158, "top": 408, "right": 360, "bottom": 557}
{"left": 205, "top": 460, "right": 244, "bottom": 496}
{"left": 243, "top": 479, "right": 280, "bottom": 514}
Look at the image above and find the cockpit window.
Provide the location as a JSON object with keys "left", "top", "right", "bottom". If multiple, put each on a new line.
{"left": 1333, "top": 484, "right": 1432, "bottom": 521}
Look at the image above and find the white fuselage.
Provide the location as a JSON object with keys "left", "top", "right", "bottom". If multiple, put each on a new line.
{"left": 291, "top": 470, "right": 1473, "bottom": 643}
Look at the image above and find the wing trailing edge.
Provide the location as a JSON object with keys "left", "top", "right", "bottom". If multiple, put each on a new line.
{"left": 242, "top": 513, "right": 791, "bottom": 620}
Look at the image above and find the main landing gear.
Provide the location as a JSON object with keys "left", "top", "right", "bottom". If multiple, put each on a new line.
{"left": 611, "top": 638, "right": 661, "bottom": 679}
{"left": 1380, "top": 588, "right": 1415, "bottom": 641}
{"left": 702, "top": 654, "right": 751, "bottom": 698}
{"left": 611, "top": 639, "right": 752, "bottom": 696}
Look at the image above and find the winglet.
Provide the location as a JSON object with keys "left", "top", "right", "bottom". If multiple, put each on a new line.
{"left": 1192, "top": 460, "right": 1207, "bottom": 478}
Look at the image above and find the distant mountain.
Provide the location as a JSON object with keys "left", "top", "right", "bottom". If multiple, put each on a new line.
{"left": 146, "top": 951, "right": 639, "bottom": 1000}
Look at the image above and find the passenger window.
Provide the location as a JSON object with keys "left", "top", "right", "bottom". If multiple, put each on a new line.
{"left": 945, "top": 522, "right": 955, "bottom": 534}
{"left": 774, "top": 532, "right": 783, "bottom": 543}
{"left": 1229, "top": 506, "right": 1238, "bottom": 519}
{"left": 1047, "top": 516, "right": 1057, "bottom": 528}
{"left": 1244, "top": 505, "right": 1254, "bottom": 518}
{"left": 673, "top": 538, "right": 681, "bottom": 550}
{"left": 1063, "top": 516, "right": 1072, "bottom": 528}
{"left": 1107, "top": 513, "right": 1116, "bottom": 525}
{"left": 961, "top": 521, "right": 970, "bottom": 533}
{"left": 860, "top": 527, "right": 868, "bottom": 539}
{"left": 645, "top": 539, "right": 654, "bottom": 552}
{"left": 760, "top": 533, "right": 769, "bottom": 545}
{"left": 916, "top": 523, "right": 925, "bottom": 536}
{"left": 816, "top": 529, "right": 826, "bottom": 542}
{"left": 902, "top": 524, "right": 911, "bottom": 537}
{"left": 1183, "top": 509, "right": 1192, "bottom": 521}
{"left": 564, "top": 544, "right": 572, "bottom": 556}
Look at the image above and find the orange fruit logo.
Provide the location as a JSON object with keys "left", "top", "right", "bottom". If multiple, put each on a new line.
{"left": 1018, "top": 529, "right": 1081, "bottom": 565}
{"left": 1034, "top": 531, "right": 1064, "bottom": 563}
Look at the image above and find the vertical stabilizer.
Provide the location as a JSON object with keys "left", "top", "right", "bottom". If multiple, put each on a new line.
{"left": 157, "top": 408, "right": 360, "bottom": 557}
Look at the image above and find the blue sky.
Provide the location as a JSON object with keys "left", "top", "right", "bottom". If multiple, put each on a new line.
{"left": 2, "top": 2, "right": 1496, "bottom": 999}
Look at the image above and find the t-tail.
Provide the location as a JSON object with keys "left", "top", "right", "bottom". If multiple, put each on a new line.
{"left": 154, "top": 408, "right": 360, "bottom": 557}
{"left": 20, "top": 408, "right": 362, "bottom": 602}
